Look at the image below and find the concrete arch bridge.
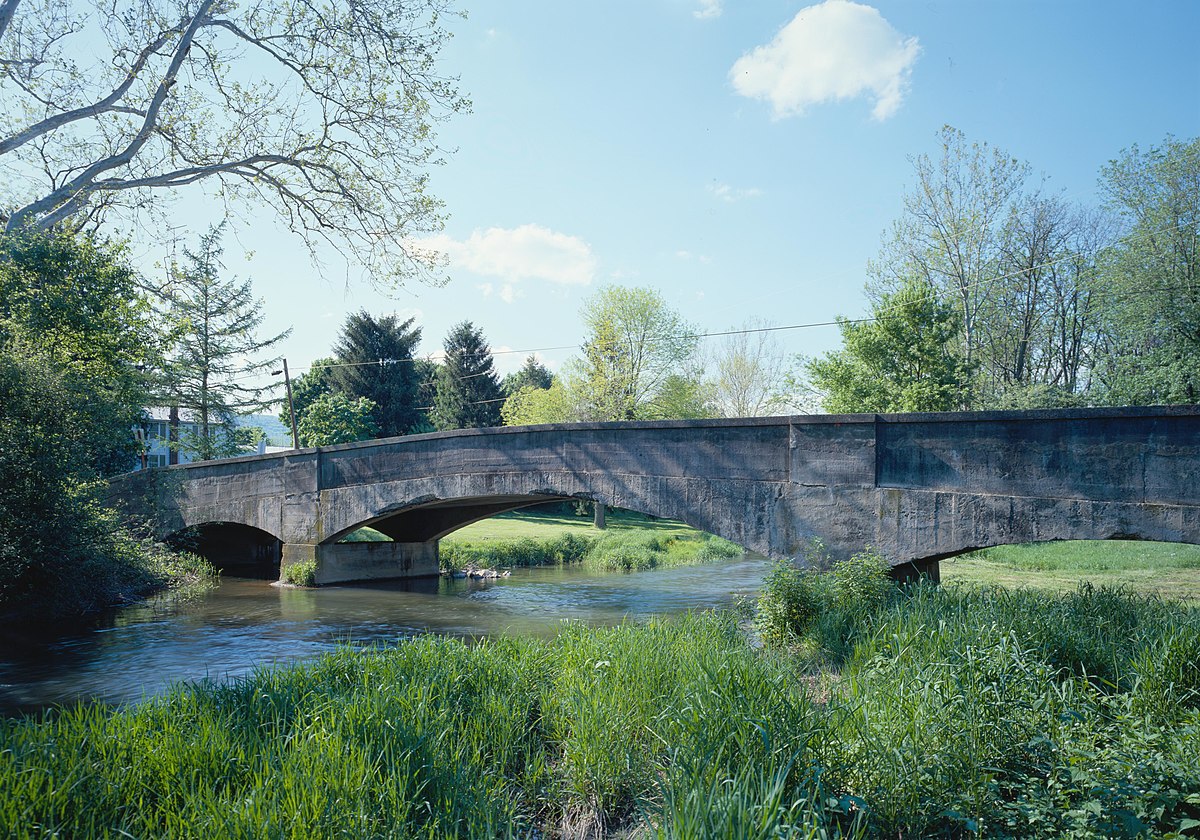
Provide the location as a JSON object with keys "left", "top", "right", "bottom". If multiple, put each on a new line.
{"left": 107, "top": 406, "right": 1200, "bottom": 585}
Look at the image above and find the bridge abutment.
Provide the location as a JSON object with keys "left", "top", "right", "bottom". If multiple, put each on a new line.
{"left": 282, "top": 541, "right": 440, "bottom": 585}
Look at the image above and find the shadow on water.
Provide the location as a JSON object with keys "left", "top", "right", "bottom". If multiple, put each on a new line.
{"left": 0, "top": 556, "right": 769, "bottom": 715}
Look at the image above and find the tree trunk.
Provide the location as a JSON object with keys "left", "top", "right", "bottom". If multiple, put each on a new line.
{"left": 593, "top": 501, "right": 606, "bottom": 530}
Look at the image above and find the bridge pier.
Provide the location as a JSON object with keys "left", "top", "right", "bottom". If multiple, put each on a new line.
{"left": 281, "top": 541, "right": 440, "bottom": 585}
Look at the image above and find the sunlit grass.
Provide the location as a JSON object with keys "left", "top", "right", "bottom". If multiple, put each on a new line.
{"left": 943, "top": 540, "right": 1200, "bottom": 600}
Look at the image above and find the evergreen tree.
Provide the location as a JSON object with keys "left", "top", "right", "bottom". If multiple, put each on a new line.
{"left": 328, "top": 311, "right": 423, "bottom": 437}
{"left": 163, "top": 225, "right": 289, "bottom": 461}
{"left": 502, "top": 354, "right": 553, "bottom": 395}
{"left": 431, "top": 321, "right": 504, "bottom": 430}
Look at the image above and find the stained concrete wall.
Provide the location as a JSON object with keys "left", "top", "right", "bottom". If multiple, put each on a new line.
{"left": 107, "top": 405, "right": 1200, "bottom": 584}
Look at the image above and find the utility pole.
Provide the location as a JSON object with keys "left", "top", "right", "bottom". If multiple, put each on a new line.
{"left": 274, "top": 359, "right": 300, "bottom": 449}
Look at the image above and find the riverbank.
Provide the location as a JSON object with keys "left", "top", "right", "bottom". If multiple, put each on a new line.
{"left": 434, "top": 508, "right": 743, "bottom": 573}
{"left": 2, "top": 578, "right": 1196, "bottom": 838}
{"left": 945, "top": 539, "right": 1200, "bottom": 600}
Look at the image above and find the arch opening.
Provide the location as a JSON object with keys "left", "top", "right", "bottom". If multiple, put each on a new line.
{"left": 167, "top": 522, "right": 282, "bottom": 579}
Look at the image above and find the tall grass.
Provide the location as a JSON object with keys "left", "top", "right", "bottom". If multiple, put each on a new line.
{"left": 439, "top": 531, "right": 742, "bottom": 574}
{"left": 3, "top": 584, "right": 1198, "bottom": 838}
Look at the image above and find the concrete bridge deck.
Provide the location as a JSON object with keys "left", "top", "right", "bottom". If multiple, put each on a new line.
{"left": 108, "top": 406, "right": 1200, "bottom": 584}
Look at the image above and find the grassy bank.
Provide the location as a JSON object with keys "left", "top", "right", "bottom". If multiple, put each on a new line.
{"left": 3, "top": 577, "right": 1198, "bottom": 838}
{"left": 944, "top": 540, "right": 1200, "bottom": 600}
{"left": 432, "top": 508, "right": 743, "bottom": 573}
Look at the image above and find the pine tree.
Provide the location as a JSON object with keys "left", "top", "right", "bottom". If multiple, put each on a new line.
{"left": 328, "top": 311, "right": 423, "bottom": 437}
{"left": 431, "top": 321, "right": 504, "bottom": 430}
{"left": 502, "top": 354, "right": 553, "bottom": 395}
{"left": 163, "top": 225, "right": 289, "bottom": 461}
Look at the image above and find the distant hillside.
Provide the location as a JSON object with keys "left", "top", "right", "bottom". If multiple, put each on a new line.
{"left": 236, "top": 414, "right": 292, "bottom": 447}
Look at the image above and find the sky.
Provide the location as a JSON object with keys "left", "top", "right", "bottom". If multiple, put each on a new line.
{"left": 157, "top": 0, "right": 1200, "bottom": 383}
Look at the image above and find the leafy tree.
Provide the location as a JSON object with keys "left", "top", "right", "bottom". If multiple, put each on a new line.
{"left": 0, "top": 229, "right": 157, "bottom": 474}
{"left": 568, "top": 285, "right": 699, "bottom": 420}
{"left": 279, "top": 358, "right": 334, "bottom": 436}
{"left": 431, "top": 321, "right": 504, "bottom": 430}
{"left": 503, "top": 355, "right": 553, "bottom": 395}
{"left": 644, "top": 374, "right": 715, "bottom": 420}
{"left": 297, "top": 393, "right": 379, "bottom": 447}
{"left": 328, "top": 311, "right": 423, "bottom": 437}
{"left": 501, "top": 381, "right": 574, "bottom": 426}
{"left": 710, "top": 321, "right": 793, "bottom": 417}
{"left": 161, "top": 225, "right": 289, "bottom": 461}
{"left": 1092, "top": 136, "right": 1200, "bottom": 403}
{"left": 871, "top": 126, "right": 1029, "bottom": 403}
{"left": 0, "top": 231, "right": 170, "bottom": 618}
{"left": 807, "top": 278, "right": 972, "bottom": 413}
{"left": 0, "top": 0, "right": 467, "bottom": 287}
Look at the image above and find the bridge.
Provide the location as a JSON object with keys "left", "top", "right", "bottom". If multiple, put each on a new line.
{"left": 107, "top": 405, "right": 1200, "bottom": 585}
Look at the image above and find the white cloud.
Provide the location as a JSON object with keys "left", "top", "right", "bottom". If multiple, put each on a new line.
{"left": 694, "top": 0, "right": 722, "bottom": 20}
{"left": 730, "top": 0, "right": 920, "bottom": 121}
{"left": 709, "top": 183, "right": 763, "bottom": 202}
{"left": 420, "top": 224, "right": 597, "bottom": 288}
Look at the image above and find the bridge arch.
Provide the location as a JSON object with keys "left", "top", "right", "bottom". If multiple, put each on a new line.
{"left": 165, "top": 521, "right": 282, "bottom": 576}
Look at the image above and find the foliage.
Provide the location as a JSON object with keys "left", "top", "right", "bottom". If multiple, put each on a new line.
{"left": 501, "top": 380, "right": 574, "bottom": 426}
{"left": 280, "top": 559, "right": 317, "bottom": 588}
{"left": 642, "top": 372, "right": 716, "bottom": 420}
{"left": 0, "top": 0, "right": 468, "bottom": 288}
{"left": 328, "top": 311, "right": 424, "bottom": 437}
{"left": 568, "top": 285, "right": 699, "bottom": 421}
{"left": 160, "top": 225, "right": 288, "bottom": 461}
{"left": 431, "top": 321, "right": 504, "bottom": 430}
{"left": 278, "top": 357, "right": 333, "bottom": 435}
{"left": 296, "top": 393, "right": 379, "bottom": 447}
{"left": 0, "top": 229, "right": 157, "bottom": 475}
{"left": 807, "top": 277, "right": 972, "bottom": 413}
{"left": 1093, "top": 135, "right": 1200, "bottom": 403}
{"left": 502, "top": 354, "right": 553, "bottom": 395}
{"left": 710, "top": 319, "right": 795, "bottom": 417}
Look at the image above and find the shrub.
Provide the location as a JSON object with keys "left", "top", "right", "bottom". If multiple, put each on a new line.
{"left": 754, "top": 560, "right": 827, "bottom": 647}
{"left": 831, "top": 547, "right": 894, "bottom": 613}
{"left": 281, "top": 558, "right": 317, "bottom": 587}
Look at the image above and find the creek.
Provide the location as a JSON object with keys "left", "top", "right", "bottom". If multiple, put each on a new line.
{"left": 0, "top": 556, "right": 768, "bottom": 715}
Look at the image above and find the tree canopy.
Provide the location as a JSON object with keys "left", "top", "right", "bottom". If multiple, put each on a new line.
{"left": 0, "top": 0, "right": 467, "bottom": 287}
{"left": 431, "top": 321, "right": 504, "bottom": 430}
{"left": 328, "top": 311, "right": 424, "bottom": 437}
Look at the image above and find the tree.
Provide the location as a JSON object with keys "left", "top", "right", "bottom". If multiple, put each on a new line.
{"left": 431, "top": 321, "right": 504, "bottom": 430}
{"left": 279, "top": 357, "right": 334, "bottom": 435}
{"left": 162, "top": 225, "right": 289, "bottom": 461}
{"left": 643, "top": 373, "right": 715, "bottom": 420}
{"left": 870, "top": 126, "right": 1029, "bottom": 404}
{"left": 568, "top": 285, "right": 699, "bottom": 421}
{"left": 710, "top": 321, "right": 793, "bottom": 417}
{"left": 0, "top": 232, "right": 167, "bottom": 617}
{"left": 501, "top": 381, "right": 574, "bottom": 426}
{"left": 502, "top": 355, "right": 553, "bottom": 395}
{"left": 0, "top": 229, "right": 158, "bottom": 474}
{"left": 328, "top": 311, "right": 423, "bottom": 438}
{"left": 297, "top": 393, "right": 378, "bottom": 447}
{"left": 807, "top": 278, "right": 972, "bottom": 413}
{"left": 0, "top": 0, "right": 466, "bottom": 287}
{"left": 1092, "top": 136, "right": 1200, "bottom": 403}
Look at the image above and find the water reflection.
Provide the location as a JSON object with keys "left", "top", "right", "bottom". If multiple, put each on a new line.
{"left": 0, "top": 557, "right": 768, "bottom": 714}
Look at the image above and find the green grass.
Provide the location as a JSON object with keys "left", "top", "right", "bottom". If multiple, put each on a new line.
{"left": 446, "top": 507, "right": 701, "bottom": 542}
{"left": 3, "top": 585, "right": 1198, "bottom": 839}
{"left": 943, "top": 540, "right": 1200, "bottom": 600}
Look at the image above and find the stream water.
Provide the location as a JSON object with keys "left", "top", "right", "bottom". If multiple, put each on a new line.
{"left": 0, "top": 556, "right": 769, "bottom": 715}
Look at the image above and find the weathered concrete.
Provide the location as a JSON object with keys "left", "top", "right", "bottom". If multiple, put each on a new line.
{"left": 107, "top": 406, "right": 1200, "bottom": 584}
{"left": 282, "top": 541, "right": 439, "bottom": 585}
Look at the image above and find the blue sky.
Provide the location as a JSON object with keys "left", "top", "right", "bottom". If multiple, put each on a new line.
{"left": 174, "top": 0, "right": 1200, "bottom": 381}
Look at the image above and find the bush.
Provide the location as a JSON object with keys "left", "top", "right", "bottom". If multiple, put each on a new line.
{"left": 754, "top": 560, "right": 828, "bottom": 647}
{"left": 281, "top": 558, "right": 317, "bottom": 587}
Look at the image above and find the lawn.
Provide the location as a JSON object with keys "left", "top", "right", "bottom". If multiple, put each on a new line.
{"left": 942, "top": 539, "right": 1200, "bottom": 600}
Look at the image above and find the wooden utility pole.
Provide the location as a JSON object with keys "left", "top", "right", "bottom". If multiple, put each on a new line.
{"left": 281, "top": 359, "right": 299, "bottom": 449}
